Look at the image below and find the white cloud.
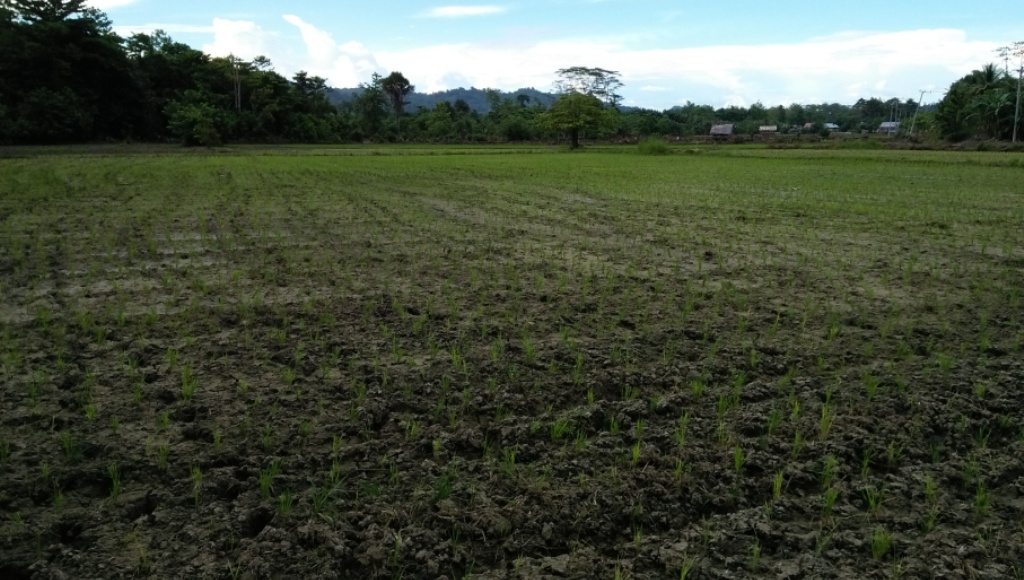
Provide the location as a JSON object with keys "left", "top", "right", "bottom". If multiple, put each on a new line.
{"left": 113, "top": 23, "right": 216, "bottom": 36}
{"left": 202, "top": 18, "right": 278, "bottom": 61}
{"left": 137, "top": 16, "right": 996, "bottom": 108}
{"left": 423, "top": 6, "right": 506, "bottom": 18}
{"left": 87, "top": 0, "right": 137, "bottom": 10}
{"left": 372, "top": 28, "right": 995, "bottom": 106}
{"left": 281, "top": 15, "right": 379, "bottom": 88}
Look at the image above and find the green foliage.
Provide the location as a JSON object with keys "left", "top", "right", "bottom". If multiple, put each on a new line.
{"left": 542, "top": 91, "right": 617, "bottom": 148}
{"left": 7, "top": 0, "right": 88, "bottom": 22}
{"left": 935, "top": 63, "right": 1021, "bottom": 141}
{"left": 0, "top": 10, "right": 346, "bottom": 144}
{"left": 637, "top": 138, "right": 671, "bottom": 155}
{"left": 165, "top": 98, "right": 222, "bottom": 146}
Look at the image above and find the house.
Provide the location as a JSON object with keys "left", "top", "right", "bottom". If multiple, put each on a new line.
{"left": 824, "top": 123, "right": 840, "bottom": 131}
{"left": 710, "top": 124, "right": 734, "bottom": 137}
{"left": 759, "top": 125, "right": 778, "bottom": 133}
{"left": 878, "top": 121, "right": 900, "bottom": 134}
{"left": 803, "top": 122, "right": 815, "bottom": 131}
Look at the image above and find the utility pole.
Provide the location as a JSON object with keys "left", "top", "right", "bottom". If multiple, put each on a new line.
{"left": 996, "top": 46, "right": 1011, "bottom": 76}
{"left": 1013, "top": 42, "right": 1024, "bottom": 143}
{"left": 909, "top": 90, "right": 932, "bottom": 137}
{"left": 229, "top": 54, "right": 244, "bottom": 111}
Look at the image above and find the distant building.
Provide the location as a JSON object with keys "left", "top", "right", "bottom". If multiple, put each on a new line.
{"left": 824, "top": 123, "right": 840, "bottom": 131}
{"left": 710, "top": 124, "right": 734, "bottom": 137}
{"left": 878, "top": 121, "right": 900, "bottom": 134}
{"left": 803, "top": 122, "right": 815, "bottom": 131}
{"left": 759, "top": 125, "right": 778, "bottom": 133}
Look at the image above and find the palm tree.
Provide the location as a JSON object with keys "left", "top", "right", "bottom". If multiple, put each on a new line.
{"left": 381, "top": 72, "right": 413, "bottom": 138}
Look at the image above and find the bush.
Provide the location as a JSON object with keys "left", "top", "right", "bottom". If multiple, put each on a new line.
{"left": 638, "top": 138, "right": 671, "bottom": 155}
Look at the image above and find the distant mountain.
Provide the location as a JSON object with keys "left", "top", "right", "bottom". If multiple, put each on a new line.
{"left": 327, "top": 86, "right": 558, "bottom": 114}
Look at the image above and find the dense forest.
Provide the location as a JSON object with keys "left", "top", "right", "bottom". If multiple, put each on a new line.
{"left": 0, "top": 1, "right": 1019, "bottom": 145}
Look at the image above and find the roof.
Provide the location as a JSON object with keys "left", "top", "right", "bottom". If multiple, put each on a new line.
{"left": 879, "top": 122, "right": 900, "bottom": 128}
{"left": 710, "top": 124, "right": 734, "bottom": 136}
{"left": 824, "top": 123, "right": 840, "bottom": 129}
{"left": 759, "top": 125, "right": 778, "bottom": 132}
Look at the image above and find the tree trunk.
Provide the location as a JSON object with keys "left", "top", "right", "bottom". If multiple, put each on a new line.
{"left": 570, "top": 128, "right": 580, "bottom": 149}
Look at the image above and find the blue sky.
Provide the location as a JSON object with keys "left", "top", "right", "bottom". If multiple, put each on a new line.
{"left": 92, "top": 0, "right": 1023, "bottom": 109}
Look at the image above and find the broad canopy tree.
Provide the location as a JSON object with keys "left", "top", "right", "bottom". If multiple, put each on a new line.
{"left": 543, "top": 91, "right": 615, "bottom": 149}
{"left": 545, "top": 66, "right": 622, "bottom": 148}
{"left": 554, "top": 66, "right": 623, "bottom": 108}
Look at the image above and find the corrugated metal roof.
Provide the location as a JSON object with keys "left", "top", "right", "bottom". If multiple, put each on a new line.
{"left": 710, "top": 124, "right": 734, "bottom": 135}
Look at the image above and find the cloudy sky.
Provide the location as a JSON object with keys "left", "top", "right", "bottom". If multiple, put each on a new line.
{"left": 92, "top": 0, "right": 1021, "bottom": 109}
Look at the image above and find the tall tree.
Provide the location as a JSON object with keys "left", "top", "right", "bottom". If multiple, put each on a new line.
{"left": 381, "top": 71, "right": 413, "bottom": 137}
{"left": 352, "top": 73, "right": 389, "bottom": 140}
{"left": 0, "top": 1, "right": 139, "bottom": 142}
{"left": 3, "top": 0, "right": 86, "bottom": 22}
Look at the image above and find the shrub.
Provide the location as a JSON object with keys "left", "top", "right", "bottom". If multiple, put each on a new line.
{"left": 638, "top": 138, "right": 672, "bottom": 155}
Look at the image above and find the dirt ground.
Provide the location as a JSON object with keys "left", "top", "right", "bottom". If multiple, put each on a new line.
{"left": 1, "top": 150, "right": 1023, "bottom": 579}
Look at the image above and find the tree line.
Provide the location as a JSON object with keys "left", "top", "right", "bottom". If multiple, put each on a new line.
{"left": 934, "top": 57, "right": 1024, "bottom": 142}
{"left": 0, "top": 1, "right": 1018, "bottom": 145}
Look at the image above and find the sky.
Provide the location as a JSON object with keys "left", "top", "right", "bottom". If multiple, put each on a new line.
{"left": 91, "top": 0, "right": 1023, "bottom": 110}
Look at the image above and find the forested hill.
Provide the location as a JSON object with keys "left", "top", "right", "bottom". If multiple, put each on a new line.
{"left": 328, "top": 87, "right": 557, "bottom": 114}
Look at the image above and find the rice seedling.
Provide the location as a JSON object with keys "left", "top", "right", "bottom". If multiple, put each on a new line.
{"left": 791, "top": 431, "right": 804, "bottom": 459}
{"left": 921, "top": 506, "right": 939, "bottom": 533}
{"left": 191, "top": 466, "right": 203, "bottom": 505}
{"left": 864, "top": 485, "right": 884, "bottom": 514}
{"left": 733, "top": 446, "right": 745, "bottom": 475}
{"left": 819, "top": 403, "right": 834, "bottom": 441}
{"left": 689, "top": 377, "right": 706, "bottom": 399}
{"left": 434, "top": 470, "right": 455, "bottom": 500}
{"left": 260, "top": 459, "right": 282, "bottom": 499}
{"left": 180, "top": 363, "right": 198, "bottom": 402}
{"left": 60, "top": 431, "right": 81, "bottom": 463}
{"left": 821, "top": 455, "right": 839, "bottom": 491}
{"left": 822, "top": 486, "right": 840, "bottom": 517}
{"left": 749, "top": 538, "right": 761, "bottom": 572}
{"left": 108, "top": 462, "right": 121, "bottom": 500}
{"left": 860, "top": 452, "right": 876, "bottom": 479}
{"left": 973, "top": 380, "right": 988, "bottom": 399}
{"left": 886, "top": 439, "right": 906, "bottom": 469}
{"left": 772, "top": 471, "right": 784, "bottom": 501}
{"left": 678, "top": 556, "right": 696, "bottom": 580}
{"left": 862, "top": 371, "right": 881, "bottom": 401}
{"left": 52, "top": 482, "right": 64, "bottom": 510}
{"left": 551, "top": 417, "right": 572, "bottom": 441}
{"left": 923, "top": 474, "right": 938, "bottom": 504}
{"left": 156, "top": 443, "right": 170, "bottom": 471}
{"left": 673, "top": 412, "right": 690, "bottom": 450}
{"left": 870, "top": 527, "right": 893, "bottom": 560}
{"left": 277, "top": 490, "right": 293, "bottom": 518}
{"left": 975, "top": 482, "right": 991, "bottom": 518}
{"left": 765, "top": 407, "right": 783, "bottom": 437}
